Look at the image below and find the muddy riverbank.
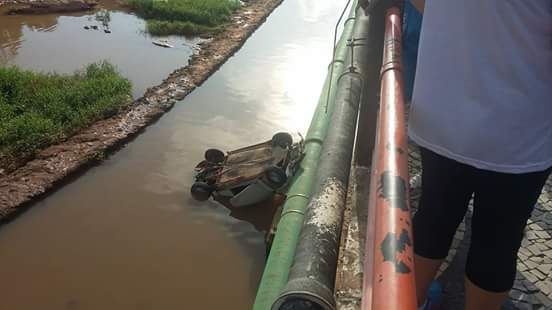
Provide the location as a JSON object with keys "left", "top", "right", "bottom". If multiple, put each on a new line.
{"left": 0, "top": 0, "right": 284, "bottom": 220}
{"left": 1, "top": 0, "right": 98, "bottom": 14}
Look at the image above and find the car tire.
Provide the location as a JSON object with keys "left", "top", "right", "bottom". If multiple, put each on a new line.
{"left": 264, "top": 166, "right": 287, "bottom": 189}
{"left": 204, "top": 148, "right": 225, "bottom": 164}
{"left": 271, "top": 132, "right": 293, "bottom": 148}
{"left": 191, "top": 182, "right": 214, "bottom": 201}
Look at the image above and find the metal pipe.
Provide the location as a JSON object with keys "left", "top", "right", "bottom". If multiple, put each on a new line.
{"left": 361, "top": 7, "right": 417, "bottom": 310}
{"left": 354, "top": 1, "right": 387, "bottom": 168}
{"left": 252, "top": 2, "right": 358, "bottom": 309}
{"left": 272, "top": 6, "right": 373, "bottom": 310}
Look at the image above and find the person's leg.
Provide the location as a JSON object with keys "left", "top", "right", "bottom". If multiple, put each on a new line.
{"left": 412, "top": 148, "right": 475, "bottom": 306}
{"left": 464, "top": 276, "right": 508, "bottom": 310}
{"left": 465, "top": 167, "right": 552, "bottom": 310}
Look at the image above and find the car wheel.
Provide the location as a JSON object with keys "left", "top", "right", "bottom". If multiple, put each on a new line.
{"left": 204, "top": 148, "right": 225, "bottom": 164}
{"left": 190, "top": 182, "right": 214, "bottom": 201}
{"left": 265, "top": 166, "right": 287, "bottom": 189}
{"left": 271, "top": 132, "right": 293, "bottom": 148}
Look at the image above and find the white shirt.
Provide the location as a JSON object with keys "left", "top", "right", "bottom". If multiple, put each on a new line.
{"left": 409, "top": 0, "right": 552, "bottom": 173}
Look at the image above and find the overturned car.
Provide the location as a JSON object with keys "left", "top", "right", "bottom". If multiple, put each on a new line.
{"left": 191, "top": 132, "right": 303, "bottom": 208}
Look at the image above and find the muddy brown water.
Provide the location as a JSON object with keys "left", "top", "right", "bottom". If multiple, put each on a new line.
{"left": 0, "top": 0, "right": 345, "bottom": 309}
{"left": 0, "top": 0, "right": 201, "bottom": 98}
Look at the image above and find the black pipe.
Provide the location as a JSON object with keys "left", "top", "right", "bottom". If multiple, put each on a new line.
{"left": 271, "top": 6, "right": 378, "bottom": 310}
{"left": 354, "top": 0, "right": 387, "bottom": 168}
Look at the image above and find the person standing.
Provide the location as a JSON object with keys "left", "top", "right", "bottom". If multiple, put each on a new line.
{"left": 408, "top": 0, "right": 552, "bottom": 309}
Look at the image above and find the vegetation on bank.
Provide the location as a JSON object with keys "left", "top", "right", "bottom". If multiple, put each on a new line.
{"left": 127, "top": 0, "right": 241, "bottom": 36}
{"left": 0, "top": 62, "right": 131, "bottom": 168}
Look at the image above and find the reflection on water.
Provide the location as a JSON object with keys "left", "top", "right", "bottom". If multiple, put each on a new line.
{"left": 0, "top": 12, "right": 58, "bottom": 63}
{"left": 298, "top": 0, "right": 338, "bottom": 23}
{"left": 0, "top": 0, "right": 198, "bottom": 98}
{"left": 0, "top": 0, "right": 348, "bottom": 309}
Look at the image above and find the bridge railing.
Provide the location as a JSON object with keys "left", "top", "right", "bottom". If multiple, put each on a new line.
{"left": 361, "top": 5, "right": 417, "bottom": 310}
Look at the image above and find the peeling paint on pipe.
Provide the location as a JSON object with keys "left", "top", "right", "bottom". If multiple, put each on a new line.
{"left": 252, "top": 2, "right": 359, "bottom": 309}
{"left": 272, "top": 6, "right": 374, "bottom": 310}
{"left": 361, "top": 6, "right": 417, "bottom": 310}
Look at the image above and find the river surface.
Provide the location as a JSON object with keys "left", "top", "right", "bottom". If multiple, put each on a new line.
{"left": 0, "top": 0, "right": 345, "bottom": 309}
{"left": 0, "top": 0, "right": 200, "bottom": 98}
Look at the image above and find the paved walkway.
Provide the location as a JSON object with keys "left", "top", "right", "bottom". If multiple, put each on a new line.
{"left": 408, "top": 147, "right": 552, "bottom": 310}
{"left": 335, "top": 145, "right": 552, "bottom": 310}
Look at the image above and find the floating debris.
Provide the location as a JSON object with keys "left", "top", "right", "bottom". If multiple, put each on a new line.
{"left": 91, "top": 25, "right": 98, "bottom": 30}
{"left": 152, "top": 40, "right": 173, "bottom": 48}
{"left": 84, "top": 26, "right": 90, "bottom": 30}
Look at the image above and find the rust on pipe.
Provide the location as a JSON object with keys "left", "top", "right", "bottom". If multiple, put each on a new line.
{"left": 361, "top": 7, "right": 417, "bottom": 310}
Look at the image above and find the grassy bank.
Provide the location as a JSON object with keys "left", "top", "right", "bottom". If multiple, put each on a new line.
{"left": 0, "top": 62, "right": 131, "bottom": 168}
{"left": 127, "top": 0, "right": 241, "bottom": 36}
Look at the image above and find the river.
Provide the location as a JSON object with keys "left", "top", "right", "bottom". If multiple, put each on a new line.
{"left": 0, "top": 0, "right": 345, "bottom": 309}
{"left": 0, "top": 0, "right": 201, "bottom": 98}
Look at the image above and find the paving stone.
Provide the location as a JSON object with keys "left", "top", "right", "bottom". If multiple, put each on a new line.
{"left": 529, "top": 244, "right": 543, "bottom": 256}
{"left": 544, "top": 250, "right": 552, "bottom": 259}
{"left": 525, "top": 272, "right": 540, "bottom": 283}
{"left": 456, "top": 231, "right": 464, "bottom": 240}
{"left": 520, "top": 253, "right": 530, "bottom": 261}
{"left": 536, "top": 231, "right": 551, "bottom": 238}
{"left": 409, "top": 158, "right": 552, "bottom": 309}
{"left": 536, "top": 282, "right": 552, "bottom": 296}
{"left": 511, "top": 289, "right": 527, "bottom": 301}
{"left": 530, "top": 269, "right": 547, "bottom": 281}
{"left": 527, "top": 294, "right": 542, "bottom": 306}
{"left": 503, "top": 301, "right": 518, "bottom": 310}
{"left": 534, "top": 291, "right": 552, "bottom": 307}
{"left": 520, "top": 263, "right": 529, "bottom": 272}
{"left": 524, "top": 280, "right": 541, "bottom": 293}
{"left": 512, "top": 301, "right": 534, "bottom": 310}
{"left": 521, "top": 247, "right": 534, "bottom": 257}
{"left": 514, "top": 281, "right": 529, "bottom": 292}
{"left": 527, "top": 260, "right": 540, "bottom": 270}
{"left": 537, "top": 264, "right": 552, "bottom": 275}
{"left": 529, "top": 231, "right": 541, "bottom": 241}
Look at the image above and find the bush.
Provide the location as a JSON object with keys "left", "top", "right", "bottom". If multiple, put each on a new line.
{"left": 147, "top": 20, "right": 221, "bottom": 36}
{"left": 127, "top": 0, "right": 240, "bottom": 36}
{"left": 0, "top": 62, "right": 131, "bottom": 167}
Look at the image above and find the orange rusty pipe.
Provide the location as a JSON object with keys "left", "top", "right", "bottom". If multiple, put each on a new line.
{"left": 361, "top": 7, "right": 417, "bottom": 310}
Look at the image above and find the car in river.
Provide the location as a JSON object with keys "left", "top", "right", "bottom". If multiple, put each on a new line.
{"left": 190, "top": 132, "right": 303, "bottom": 208}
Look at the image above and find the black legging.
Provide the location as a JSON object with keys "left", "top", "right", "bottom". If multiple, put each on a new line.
{"left": 413, "top": 147, "right": 551, "bottom": 292}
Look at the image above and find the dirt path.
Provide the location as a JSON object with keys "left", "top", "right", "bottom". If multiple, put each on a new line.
{"left": 0, "top": 0, "right": 284, "bottom": 221}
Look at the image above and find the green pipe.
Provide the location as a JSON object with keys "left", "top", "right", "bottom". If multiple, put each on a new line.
{"left": 252, "top": 3, "right": 358, "bottom": 309}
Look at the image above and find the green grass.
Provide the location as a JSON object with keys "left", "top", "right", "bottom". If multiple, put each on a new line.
{"left": 146, "top": 20, "right": 221, "bottom": 36}
{"left": 0, "top": 62, "right": 131, "bottom": 168}
{"left": 127, "top": 0, "right": 241, "bottom": 36}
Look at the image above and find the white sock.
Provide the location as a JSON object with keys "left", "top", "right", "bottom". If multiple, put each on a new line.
{"left": 417, "top": 300, "right": 427, "bottom": 310}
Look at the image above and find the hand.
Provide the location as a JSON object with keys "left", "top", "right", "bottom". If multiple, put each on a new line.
{"left": 359, "top": 0, "right": 370, "bottom": 11}
{"left": 360, "top": 0, "right": 402, "bottom": 15}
